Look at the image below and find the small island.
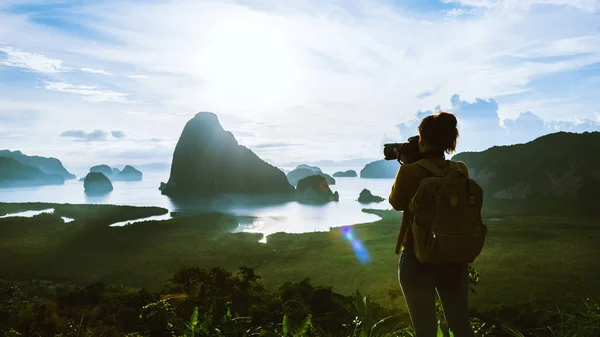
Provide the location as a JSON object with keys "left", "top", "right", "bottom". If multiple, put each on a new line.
{"left": 332, "top": 170, "right": 357, "bottom": 177}
{"left": 84, "top": 164, "right": 143, "bottom": 182}
{"left": 83, "top": 172, "right": 113, "bottom": 195}
{"left": 296, "top": 175, "right": 339, "bottom": 204}
{"left": 357, "top": 188, "right": 385, "bottom": 203}
{"left": 287, "top": 164, "right": 336, "bottom": 186}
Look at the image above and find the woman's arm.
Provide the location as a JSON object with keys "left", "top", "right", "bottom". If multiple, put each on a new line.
{"left": 389, "top": 164, "right": 421, "bottom": 211}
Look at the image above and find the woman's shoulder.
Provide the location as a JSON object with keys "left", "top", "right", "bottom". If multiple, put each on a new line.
{"left": 453, "top": 160, "right": 470, "bottom": 177}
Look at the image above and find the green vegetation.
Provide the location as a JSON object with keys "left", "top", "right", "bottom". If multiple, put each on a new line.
{"left": 452, "top": 131, "right": 600, "bottom": 205}
{"left": 1, "top": 200, "right": 599, "bottom": 335}
{"left": 0, "top": 157, "right": 65, "bottom": 187}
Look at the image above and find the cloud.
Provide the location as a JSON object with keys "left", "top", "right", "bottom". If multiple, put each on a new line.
{"left": 60, "top": 129, "right": 128, "bottom": 142}
{"left": 80, "top": 68, "right": 113, "bottom": 76}
{"left": 43, "top": 82, "right": 129, "bottom": 103}
{"left": 396, "top": 94, "right": 600, "bottom": 152}
{"left": 251, "top": 142, "right": 301, "bottom": 149}
{"left": 110, "top": 130, "right": 126, "bottom": 138}
{"left": 0, "top": 45, "right": 66, "bottom": 73}
{"left": 0, "top": 45, "right": 113, "bottom": 75}
{"left": 1, "top": 0, "right": 600, "bottom": 167}
{"left": 445, "top": 8, "right": 475, "bottom": 17}
{"left": 61, "top": 129, "right": 109, "bottom": 142}
{"left": 441, "top": 0, "right": 600, "bottom": 12}
{"left": 416, "top": 91, "right": 434, "bottom": 99}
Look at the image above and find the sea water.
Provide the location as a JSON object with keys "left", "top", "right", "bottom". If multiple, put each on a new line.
{"left": 0, "top": 170, "right": 398, "bottom": 236}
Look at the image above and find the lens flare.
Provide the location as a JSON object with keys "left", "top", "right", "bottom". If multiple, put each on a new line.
{"left": 341, "top": 226, "right": 369, "bottom": 263}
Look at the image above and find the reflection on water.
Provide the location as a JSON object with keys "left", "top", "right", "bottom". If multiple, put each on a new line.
{"left": 110, "top": 213, "right": 173, "bottom": 227}
{"left": 0, "top": 208, "right": 76, "bottom": 223}
{"left": 0, "top": 172, "right": 397, "bottom": 236}
{"left": 84, "top": 192, "right": 112, "bottom": 203}
{"left": 0, "top": 208, "right": 55, "bottom": 218}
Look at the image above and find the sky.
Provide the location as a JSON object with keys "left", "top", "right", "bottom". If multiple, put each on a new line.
{"left": 1, "top": 0, "right": 600, "bottom": 172}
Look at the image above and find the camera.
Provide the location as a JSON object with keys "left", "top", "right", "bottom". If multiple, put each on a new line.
{"left": 383, "top": 135, "right": 422, "bottom": 164}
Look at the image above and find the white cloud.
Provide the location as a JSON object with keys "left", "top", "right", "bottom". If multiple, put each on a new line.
{"left": 80, "top": 67, "right": 113, "bottom": 75}
{"left": 0, "top": 45, "right": 113, "bottom": 75}
{"left": 42, "top": 81, "right": 129, "bottom": 103}
{"left": 441, "top": 0, "right": 600, "bottom": 12}
{"left": 1, "top": 0, "right": 599, "bottom": 166}
{"left": 0, "top": 45, "right": 67, "bottom": 73}
{"left": 445, "top": 8, "right": 476, "bottom": 16}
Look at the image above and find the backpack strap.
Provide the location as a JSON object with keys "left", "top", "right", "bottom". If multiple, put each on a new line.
{"left": 414, "top": 159, "right": 445, "bottom": 177}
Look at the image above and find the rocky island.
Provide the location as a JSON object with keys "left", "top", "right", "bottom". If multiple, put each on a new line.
{"left": 160, "top": 112, "right": 295, "bottom": 197}
{"left": 83, "top": 164, "right": 143, "bottom": 182}
{"left": 357, "top": 189, "right": 385, "bottom": 203}
{"left": 287, "top": 164, "right": 335, "bottom": 186}
{"left": 83, "top": 172, "right": 113, "bottom": 194}
{"left": 296, "top": 175, "right": 339, "bottom": 204}
{"left": 333, "top": 170, "right": 357, "bottom": 177}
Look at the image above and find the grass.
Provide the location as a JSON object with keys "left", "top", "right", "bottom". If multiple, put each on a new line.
{"left": 1, "top": 200, "right": 599, "bottom": 318}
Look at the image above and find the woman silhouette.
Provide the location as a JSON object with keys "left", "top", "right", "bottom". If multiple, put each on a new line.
{"left": 389, "top": 111, "right": 476, "bottom": 337}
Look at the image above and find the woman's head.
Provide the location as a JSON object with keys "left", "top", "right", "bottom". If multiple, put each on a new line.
{"left": 418, "top": 111, "right": 459, "bottom": 156}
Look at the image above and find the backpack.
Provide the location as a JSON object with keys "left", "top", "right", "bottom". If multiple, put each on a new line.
{"left": 408, "top": 159, "right": 487, "bottom": 264}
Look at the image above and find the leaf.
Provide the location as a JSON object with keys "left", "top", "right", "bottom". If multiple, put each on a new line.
{"left": 188, "top": 307, "right": 199, "bottom": 335}
{"left": 370, "top": 315, "right": 399, "bottom": 336}
{"left": 282, "top": 314, "right": 289, "bottom": 337}
{"left": 294, "top": 314, "right": 312, "bottom": 336}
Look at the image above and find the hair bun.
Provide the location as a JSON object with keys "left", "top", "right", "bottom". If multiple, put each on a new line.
{"left": 435, "top": 112, "right": 457, "bottom": 128}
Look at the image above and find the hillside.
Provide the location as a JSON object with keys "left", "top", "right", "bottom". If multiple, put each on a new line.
{"left": 452, "top": 131, "right": 600, "bottom": 201}
{"left": 0, "top": 150, "right": 75, "bottom": 179}
{"left": 0, "top": 157, "right": 65, "bottom": 187}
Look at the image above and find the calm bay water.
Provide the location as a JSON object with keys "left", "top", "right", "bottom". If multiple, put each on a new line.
{"left": 0, "top": 170, "right": 398, "bottom": 237}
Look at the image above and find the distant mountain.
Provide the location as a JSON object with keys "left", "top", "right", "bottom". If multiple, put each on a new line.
{"left": 281, "top": 158, "right": 379, "bottom": 169}
{"left": 452, "top": 131, "right": 600, "bottom": 200}
{"left": 0, "top": 157, "right": 65, "bottom": 187}
{"left": 360, "top": 160, "right": 400, "bottom": 179}
{"left": 287, "top": 165, "right": 335, "bottom": 186}
{"left": 0, "top": 150, "right": 75, "bottom": 180}
{"left": 161, "top": 112, "right": 295, "bottom": 197}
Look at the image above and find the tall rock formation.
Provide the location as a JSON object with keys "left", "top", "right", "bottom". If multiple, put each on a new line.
{"left": 161, "top": 112, "right": 295, "bottom": 197}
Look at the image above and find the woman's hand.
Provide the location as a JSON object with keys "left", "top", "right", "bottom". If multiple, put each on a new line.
{"left": 394, "top": 148, "right": 410, "bottom": 164}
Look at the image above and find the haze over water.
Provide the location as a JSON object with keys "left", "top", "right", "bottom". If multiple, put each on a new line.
{"left": 0, "top": 170, "right": 397, "bottom": 238}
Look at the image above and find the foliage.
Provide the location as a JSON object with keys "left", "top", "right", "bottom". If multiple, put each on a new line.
{"left": 1, "top": 265, "right": 597, "bottom": 337}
